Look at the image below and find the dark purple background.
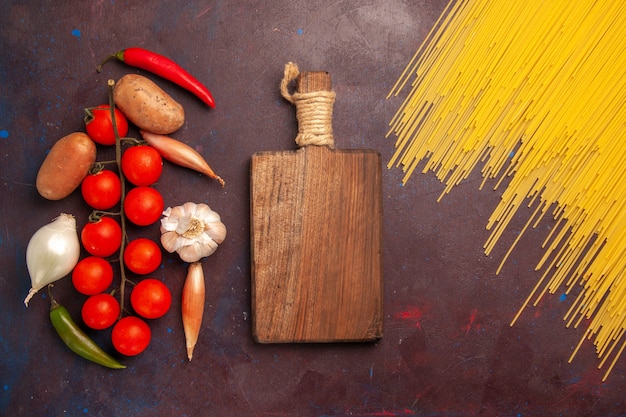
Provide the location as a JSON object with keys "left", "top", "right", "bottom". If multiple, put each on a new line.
{"left": 1, "top": 1, "right": 624, "bottom": 416}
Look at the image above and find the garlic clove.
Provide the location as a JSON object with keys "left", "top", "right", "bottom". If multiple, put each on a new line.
{"left": 195, "top": 203, "right": 220, "bottom": 221}
{"left": 160, "top": 231, "right": 182, "bottom": 253}
{"left": 205, "top": 221, "right": 227, "bottom": 244}
{"left": 178, "top": 240, "right": 218, "bottom": 263}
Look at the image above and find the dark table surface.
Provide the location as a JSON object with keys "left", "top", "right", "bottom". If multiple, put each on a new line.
{"left": 1, "top": 1, "right": 624, "bottom": 416}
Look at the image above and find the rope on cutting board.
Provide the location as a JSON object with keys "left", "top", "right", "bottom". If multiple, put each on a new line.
{"left": 280, "top": 62, "right": 336, "bottom": 148}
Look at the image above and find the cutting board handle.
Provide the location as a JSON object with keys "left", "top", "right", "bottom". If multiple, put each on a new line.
{"left": 280, "top": 62, "right": 336, "bottom": 148}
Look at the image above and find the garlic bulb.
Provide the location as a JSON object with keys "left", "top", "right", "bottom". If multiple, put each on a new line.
{"left": 160, "top": 202, "right": 226, "bottom": 263}
{"left": 24, "top": 213, "right": 80, "bottom": 306}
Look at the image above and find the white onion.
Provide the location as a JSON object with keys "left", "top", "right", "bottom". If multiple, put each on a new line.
{"left": 24, "top": 213, "right": 80, "bottom": 306}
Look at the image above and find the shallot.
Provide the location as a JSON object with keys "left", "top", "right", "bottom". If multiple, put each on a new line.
{"left": 24, "top": 213, "right": 80, "bottom": 306}
{"left": 182, "top": 262, "right": 205, "bottom": 360}
{"left": 140, "top": 130, "right": 224, "bottom": 186}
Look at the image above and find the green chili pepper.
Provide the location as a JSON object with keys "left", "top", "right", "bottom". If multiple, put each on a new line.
{"left": 49, "top": 294, "right": 125, "bottom": 369}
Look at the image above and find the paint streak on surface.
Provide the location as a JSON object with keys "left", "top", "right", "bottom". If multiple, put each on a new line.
{"left": 395, "top": 306, "right": 428, "bottom": 329}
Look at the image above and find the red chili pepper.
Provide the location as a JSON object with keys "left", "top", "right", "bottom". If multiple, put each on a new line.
{"left": 97, "top": 47, "right": 215, "bottom": 108}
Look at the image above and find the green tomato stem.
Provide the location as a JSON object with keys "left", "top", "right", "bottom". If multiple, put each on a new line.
{"left": 107, "top": 79, "right": 130, "bottom": 320}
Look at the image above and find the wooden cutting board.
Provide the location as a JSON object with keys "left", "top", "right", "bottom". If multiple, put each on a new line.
{"left": 250, "top": 64, "right": 383, "bottom": 343}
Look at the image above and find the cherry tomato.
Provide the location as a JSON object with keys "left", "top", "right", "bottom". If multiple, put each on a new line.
{"left": 123, "top": 238, "right": 162, "bottom": 275}
{"left": 72, "top": 256, "right": 114, "bottom": 295}
{"left": 85, "top": 104, "right": 129, "bottom": 146}
{"left": 121, "top": 145, "right": 163, "bottom": 186}
{"left": 123, "top": 186, "right": 164, "bottom": 226}
{"left": 81, "top": 169, "right": 122, "bottom": 210}
{"left": 130, "top": 278, "right": 172, "bottom": 319}
{"left": 81, "top": 216, "right": 122, "bottom": 257}
{"left": 81, "top": 293, "right": 120, "bottom": 330}
{"left": 111, "top": 316, "right": 151, "bottom": 356}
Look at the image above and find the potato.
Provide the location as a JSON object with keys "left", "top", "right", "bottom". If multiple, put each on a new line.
{"left": 114, "top": 74, "right": 185, "bottom": 135}
{"left": 36, "top": 132, "right": 97, "bottom": 200}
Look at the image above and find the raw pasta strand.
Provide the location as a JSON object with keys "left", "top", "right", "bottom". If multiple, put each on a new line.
{"left": 387, "top": 0, "right": 626, "bottom": 379}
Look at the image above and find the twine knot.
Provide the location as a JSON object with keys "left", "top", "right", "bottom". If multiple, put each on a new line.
{"left": 280, "top": 62, "right": 336, "bottom": 148}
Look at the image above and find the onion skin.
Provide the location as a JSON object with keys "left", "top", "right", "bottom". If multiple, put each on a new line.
{"left": 140, "top": 130, "right": 224, "bottom": 186}
{"left": 182, "top": 262, "right": 205, "bottom": 360}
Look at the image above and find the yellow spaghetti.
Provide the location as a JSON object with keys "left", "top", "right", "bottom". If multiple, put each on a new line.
{"left": 387, "top": 0, "right": 626, "bottom": 381}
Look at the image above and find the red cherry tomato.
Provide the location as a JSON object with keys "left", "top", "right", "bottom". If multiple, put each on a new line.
{"left": 81, "top": 169, "right": 121, "bottom": 210}
{"left": 130, "top": 278, "right": 172, "bottom": 319}
{"left": 111, "top": 316, "right": 151, "bottom": 356}
{"left": 123, "top": 186, "right": 164, "bottom": 226}
{"left": 121, "top": 145, "right": 163, "bottom": 186}
{"left": 81, "top": 293, "right": 120, "bottom": 330}
{"left": 85, "top": 104, "right": 129, "bottom": 146}
{"left": 71, "top": 256, "right": 114, "bottom": 295}
{"left": 81, "top": 216, "right": 122, "bottom": 257}
{"left": 123, "top": 238, "right": 162, "bottom": 275}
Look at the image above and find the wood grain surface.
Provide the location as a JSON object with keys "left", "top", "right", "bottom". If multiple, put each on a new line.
{"left": 250, "top": 72, "right": 383, "bottom": 343}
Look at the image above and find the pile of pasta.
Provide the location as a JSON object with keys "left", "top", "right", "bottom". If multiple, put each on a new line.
{"left": 387, "top": 0, "right": 625, "bottom": 380}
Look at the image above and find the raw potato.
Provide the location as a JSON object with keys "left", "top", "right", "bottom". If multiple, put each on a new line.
{"left": 114, "top": 74, "right": 185, "bottom": 135}
{"left": 36, "top": 132, "right": 97, "bottom": 200}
